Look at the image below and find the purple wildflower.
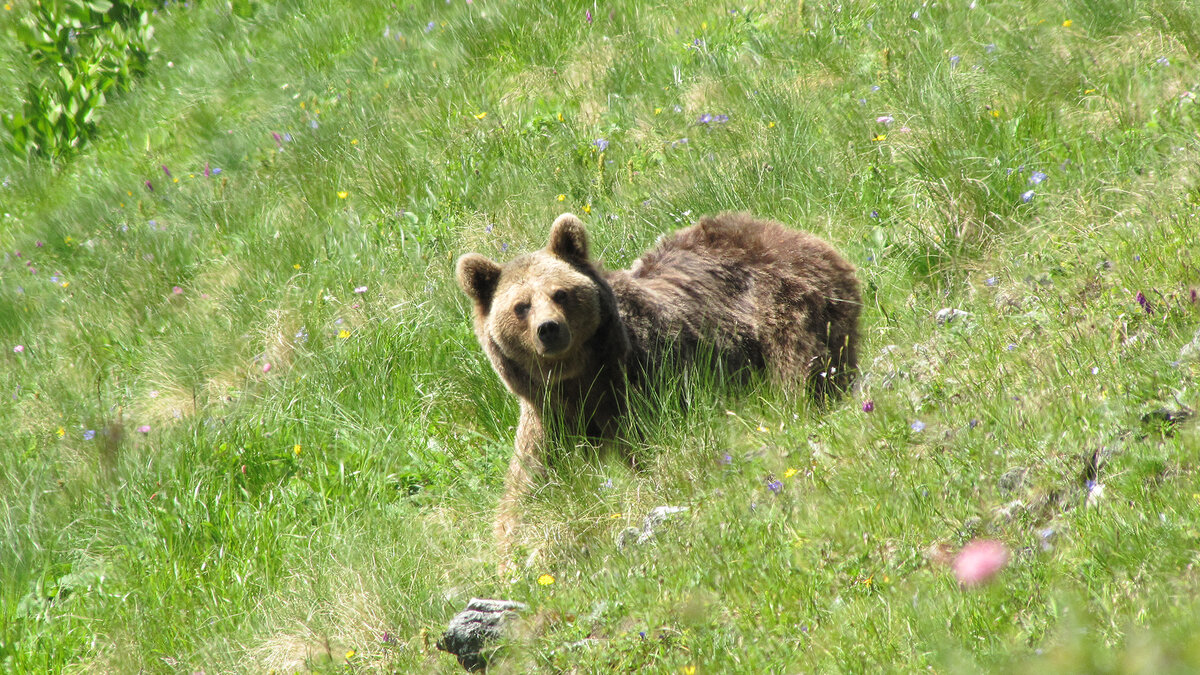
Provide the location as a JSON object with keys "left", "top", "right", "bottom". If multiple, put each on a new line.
{"left": 310, "top": 120, "right": 319, "bottom": 130}
{"left": 13, "top": 345, "right": 24, "bottom": 353}
{"left": 586, "top": 9, "right": 592, "bottom": 23}
{"left": 862, "top": 400, "right": 875, "bottom": 413}
{"left": 714, "top": 114, "right": 729, "bottom": 123}
{"left": 354, "top": 285, "right": 367, "bottom": 294}
{"left": 425, "top": 21, "right": 435, "bottom": 32}
{"left": 1006, "top": 343, "right": 1017, "bottom": 351}
{"left": 83, "top": 429, "right": 96, "bottom": 440}
{"left": 876, "top": 115, "right": 894, "bottom": 125}
{"left": 172, "top": 286, "right": 183, "bottom": 295}
{"left": 145, "top": 180, "right": 154, "bottom": 192}
{"left": 1029, "top": 171, "right": 1047, "bottom": 185}
{"left": 211, "top": 167, "right": 222, "bottom": 175}
{"left": 698, "top": 113, "right": 713, "bottom": 124}
{"left": 137, "top": 425, "right": 151, "bottom": 433}
{"left": 869, "top": 210, "right": 879, "bottom": 218}
{"left": 273, "top": 132, "right": 283, "bottom": 147}
{"left": 1136, "top": 291, "right": 1152, "bottom": 314}
{"left": 985, "top": 276, "right": 998, "bottom": 286}
{"left": 985, "top": 43, "right": 996, "bottom": 53}
{"left": 161, "top": 165, "right": 172, "bottom": 178}
{"left": 593, "top": 138, "right": 609, "bottom": 151}
{"left": 203, "top": 162, "right": 211, "bottom": 177}
{"left": 911, "top": 420, "right": 926, "bottom": 432}
{"left": 950, "top": 55, "right": 961, "bottom": 67}
{"left": 719, "top": 453, "right": 733, "bottom": 465}
{"left": 1021, "top": 190, "right": 1035, "bottom": 203}
{"left": 1156, "top": 57, "right": 1169, "bottom": 66}
{"left": 767, "top": 479, "right": 783, "bottom": 493}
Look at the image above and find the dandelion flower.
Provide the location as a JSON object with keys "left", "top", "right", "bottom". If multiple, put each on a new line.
{"left": 583, "top": 204, "right": 592, "bottom": 214}
{"left": 294, "top": 263, "right": 301, "bottom": 270}
{"left": 871, "top": 134, "right": 887, "bottom": 142}
{"left": 682, "top": 667, "right": 697, "bottom": 675}
{"left": 556, "top": 194, "right": 566, "bottom": 202}
{"left": 474, "top": 112, "right": 487, "bottom": 120}
{"left": 784, "top": 468, "right": 798, "bottom": 478}
{"left": 537, "top": 574, "right": 555, "bottom": 586}
{"left": 293, "top": 444, "right": 302, "bottom": 456}
{"left": 337, "top": 191, "right": 349, "bottom": 199}
{"left": 338, "top": 329, "right": 350, "bottom": 339}
{"left": 56, "top": 427, "right": 65, "bottom": 438}
{"left": 345, "top": 650, "right": 355, "bottom": 659}
{"left": 1062, "top": 19, "right": 1072, "bottom": 27}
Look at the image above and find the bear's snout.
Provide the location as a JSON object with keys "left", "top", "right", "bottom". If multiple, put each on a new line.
{"left": 536, "top": 320, "right": 571, "bottom": 355}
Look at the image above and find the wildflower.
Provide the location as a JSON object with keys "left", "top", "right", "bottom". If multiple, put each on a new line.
{"left": 767, "top": 478, "right": 783, "bottom": 493}
{"left": 262, "top": 362, "right": 272, "bottom": 373}
{"left": 473, "top": 112, "right": 487, "bottom": 120}
{"left": 862, "top": 400, "right": 874, "bottom": 413}
{"left": 698, "top": 113, "right": 713, "bottom": 124}
{"left": 985, "top": 43, "right": 996, "bottom": 53}
{"left": 295, "top": 328, "right": 309, "bottom": 343}
{"left": 600, "top": 478, "right": 613, "bottom": 489}
{"left": 354, "top": 285, "right": 368, "bottom": 293}
{"left": 294, "top": 263, "right": 301, "bottom": 269}
{"left": 871, "top": 134, "right": 886, "bottom": 142}
{"left": 57, "top": 427, "right": 65, "bottom": 438}
{"left": 757, "top": 424, "right": 769, "bottom": 432}
{"left": 682, "top": 667, "right": 696, "bottom": 675}
{"left": 784, "top": 468, "right": 798, "bottom": 478}
{"left": 1136, "top": 291, "right": 1152, "bottom": 314}
{"left": 338, "top": 329, "right": 351, "bottom": 339}
{"left": 557, "top": 194, "right": 566, "bottom": 202}
{"left": 768, "top": 121, "right": 776, "bottom": 128}
{"left": 719, "top": 453, "right": 733, "bottom": 465}
{"left": 211, "top": 167, "right": 222, "bottom": 175}
{"left": 593, "top": 138, "right": 609, "bottom": 151}
{"left": 949, "top": 55, "right": 960, "bottom": 67}
{"left": 585, "top": 9, "right": 592, "bottom": 23}
{"left": 337, "top": 191, "right": 349, "bottom": 199}
{"left": 714, "top": 114, "right": 729, "bottom": 123}
{"left": 1006, "top": 343, "right": 1017, "bottom": 351}
{"left": 990, "top": 110, "right": 1001, "bottom": 118}
{"left": 1062, "top": 19, "right": 1072, "bottom": 27}
{"left": 583, "top": 205, "right": 591, "bottom": 214}
{"left": 869, "top": 210, "right": 879, "bottom": 219}
{"left": 911, "top": 420, "right": 926, "bottom": 432}
{"left": 272, "top": 132, "right": 283, "bottom": 147}
{"left": 294, "top": 444, "right": 302, "bottom": 456}
{"left": 145, "top": 180, "right": 154, "bottom": 192}
{"left": 161, "top": 165, "right": 172, "bottom": 178}
{"left": 876, "top": 115, "right": 894, "bottom": 125}
{"left": 83, "top": 429, "right": 96, "bottom": 441}
{"left": 1156, "top": 57, "right": 1169, "bottom": 66}
{"left": 655, "top": 107, "right": 662, "bottom": 114}
{"left": 345, "top": 650, "right": 355, "bottom": 659}
{"left": 952, "top": 539, "right": 1009, "bottom": 587}
{"left": 1029, "top": 171, "right": 1048, "bottom": 185}
{"left": 537, "top": 574, "right": 555, "bottom": 586}
{"left": 425, "top": 21, "right": 435, "bottom": 32}
{"left": 1091, "top": 366, "right": 1099, "bottom": 375}
{"left": 310, "top": 120, "right": 319, "bottom": 130}
{"left": 1021, "top": 190, "right": 1035, "bottom": 203}
{"left": 137, "top": 425, "right": 151, "bottom": 433}
{"left": 172, "top": 286, "right": 183, "bottom": 294}
{"left": 985, "top": 276, "right": 998, "bottom": 286}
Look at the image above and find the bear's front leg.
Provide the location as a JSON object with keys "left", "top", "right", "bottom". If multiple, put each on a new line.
{"left": 494, "top": 400, "right": 547, "bottom": 573}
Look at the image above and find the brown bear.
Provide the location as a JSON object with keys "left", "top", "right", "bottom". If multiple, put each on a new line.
{"left": 456, "top": 212, "right": 860, "bottom": 565}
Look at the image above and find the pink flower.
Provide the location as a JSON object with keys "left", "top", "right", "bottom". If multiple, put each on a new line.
{"left": 262, "top": 362, "right": 272, "bottom": 373}
{"left": 952, "top": 539, "right": 1009, "bottom": 587}
{"left": 137, "top": 425, "right": 151, "bottom": 434}
{"left": 13, "top": 345, "right": 24, "bottom": 353}
{"left": 172, "top": 286, "right": 183, "bottom": 295}
{"left": 354, "top": 286, "right": 367, "bottom": 293}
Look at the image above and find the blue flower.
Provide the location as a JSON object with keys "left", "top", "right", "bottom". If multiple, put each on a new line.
{"left": 719, "top": 453, "right": 733, "bottom": 465}
{"left": 1029, "top": 171, "right": 1047, "bottom": 185}
{"left": 911, "top": 420, "right": 926, "bottom": 432}
{"left": 767, "top": 479, "right": 783, "bottom": 493}
{"left": 1021, "top": 190, "right": 1035, "bottom": 203}
{"left": 698, "top": 114, "right": 713, "bottom": 124}
{"left": 592, "top": 138, "right": 609, "bottom": 151}
{"left": 985, "top": 276, "right": 998, "bottom": 286}
{"left": 425, "top": 21, "right": 435, "bottom": 32}
{"left": 83, "top": 429, "right": 96, "bottom": 441}
{"left": 949, "top": 55, "right": 961, "bottom": 67}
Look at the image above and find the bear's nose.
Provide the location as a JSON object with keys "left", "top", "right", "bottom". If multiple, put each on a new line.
{"left": 536, "top": 320, "right": 569, "bottom": 353}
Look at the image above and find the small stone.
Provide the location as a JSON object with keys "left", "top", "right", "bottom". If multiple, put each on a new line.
{"left": 935, "top": 308, "right": 969, "bottom": 325}
{"left": 617, "top": 506, "right": 689, "bottom": 549}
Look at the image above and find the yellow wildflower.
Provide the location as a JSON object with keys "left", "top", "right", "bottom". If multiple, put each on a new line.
{"left": 655, "top": 107, "right": 662, "bottom": 114}
{"left": 583, "top": 204, "right": 591, "bottom": 214}
{"left": 338, "top": 330, "right": 350, "bottom": 339}
{"left": 1084, "top": 88, "right": 1096, "bottom": 94}
{"left": 990, "top": 110, "right": 1000, "bottom": 118}
{"left": 756, "top": 425, "right": 769, "bottom": 432}
{"left": 293, "top": 444, "right": 301, "bottom": 456}
{"left": 784, "top": 468, "right": 798, "bottom": 478}
{"left": 537, "top": 574, "right": 555, "bottom": 586}
{"left": 1062, "top": 19, "right": 1072, "bottom": 27}
{"left": 351, "top": 139, "right": 359, "bottom": 145}
{"left": 474, "top": 112, "right": 488, "bottom": 119}
{"left": 61, "top": 282, "right": 69, "bottom": 288}
{"left": 609, "top": 513, "right": 622, "bottom": 519}
{"left": 337, "top": 191, "right": 349, "bottom": 199}
{"left": 293, "top": 263, "right": 301, "bottom": 270}
{"left": 557, "top": 194, "right": 566, "bottom": 202}
{"left": 871, "top": 134, "right": 886, "bottom": 142}
{"left": 345, "top": 650, "right": 355, "bottom": 659}
{"left": 557, "top": 112, "right": 564, "bottom": 122}
{"left": 768, "top": 121, "right": 776, "bottom": 128}
{"left": 682, "top": 667, "right": 697, "bottom": 675}
{"left": 56, "top": 427, "right": 65, "bottom": 438}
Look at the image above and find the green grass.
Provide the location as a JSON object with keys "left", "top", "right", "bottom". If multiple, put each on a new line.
{"left": 2, "top": 0, "right": 1200, "bottom": 672}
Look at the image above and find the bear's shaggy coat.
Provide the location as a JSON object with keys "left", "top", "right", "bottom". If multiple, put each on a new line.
{"left": 456, "top": 212, "right": 860, "bottom": 565}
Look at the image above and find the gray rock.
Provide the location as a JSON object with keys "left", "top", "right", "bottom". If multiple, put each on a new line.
{"left": 935, "top": 307, "right": 969, "bottom": 325}
{"left": 617, "top": 506, "right": 689, "bottom": 549}
{"left": 437, "top": 598, "right": 527, "bottom": 671}
{"left": 1181, "top": 327, "right": 1200, "bottom": 362}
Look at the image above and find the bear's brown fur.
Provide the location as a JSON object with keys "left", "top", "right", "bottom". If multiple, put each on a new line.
{"left": 456, "top": 212, "right": 860, "bottom": 565}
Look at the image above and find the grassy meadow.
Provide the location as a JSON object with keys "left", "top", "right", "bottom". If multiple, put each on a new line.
{"left": 3, "top": 0, "right": 1200, "bottom": 671}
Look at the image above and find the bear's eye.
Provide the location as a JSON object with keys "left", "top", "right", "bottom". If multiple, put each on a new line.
{"left": 513, "top": 302, "right": 531, "bottom": 319}
{"left": 551, "top": 289, "right": 569, "bottom": 305}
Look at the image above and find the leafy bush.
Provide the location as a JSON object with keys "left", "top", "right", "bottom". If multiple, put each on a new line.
{"left": 3, "top": 0, "right": 157, "bottom": 158}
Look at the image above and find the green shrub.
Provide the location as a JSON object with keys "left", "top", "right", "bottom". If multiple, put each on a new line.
{"left": 3, "top": 0, "right": 157, "bottom": 158}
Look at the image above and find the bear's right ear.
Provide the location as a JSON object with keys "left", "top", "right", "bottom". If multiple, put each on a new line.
{"left": 456, "top": 253, "right": 502, "bottom": 309}
{"left": 547, "top": 212, "right": 590, "bottom": 264}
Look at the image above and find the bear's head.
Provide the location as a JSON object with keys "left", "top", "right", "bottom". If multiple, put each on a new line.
{"left": 456, "top": 213, "right": 628, "bottom": 384}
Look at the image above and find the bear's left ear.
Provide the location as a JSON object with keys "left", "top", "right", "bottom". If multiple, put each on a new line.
{"left": 547, "top": 213, "right": 590, "bottom": 264}
{"left": 456, "top": 253, "right": 502, "bottom": 309}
